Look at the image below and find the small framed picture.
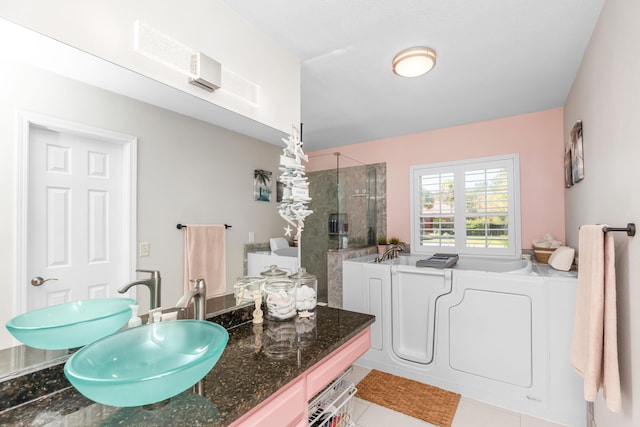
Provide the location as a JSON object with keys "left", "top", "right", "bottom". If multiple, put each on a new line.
{"left": 276, "top": 181, "right": 284, "bottom": 202}
{"left": 254, "top": 169, "right": 272, "bottom": 202}
{"left": 564, "top": 144, "right": 573, "bottom": 188}
{"left": 570, "top": 121, "right": 584, "bottom": 184}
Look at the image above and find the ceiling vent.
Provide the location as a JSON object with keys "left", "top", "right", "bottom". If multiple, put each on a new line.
{"left": 189, "top": 52, "right": 221, "bottom": 92}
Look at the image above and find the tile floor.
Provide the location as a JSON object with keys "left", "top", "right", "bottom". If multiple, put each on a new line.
{"left": 345, "top": 365, "right": 567, "bottom": 427}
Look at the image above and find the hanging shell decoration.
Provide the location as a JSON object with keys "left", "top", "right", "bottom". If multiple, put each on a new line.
{"left": 278, "top": 127, "right": 313, "bottom": 239}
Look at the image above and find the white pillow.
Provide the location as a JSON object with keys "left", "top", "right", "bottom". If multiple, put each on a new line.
{"left": 548, "top": 246, "right": 575, "bottom": 271}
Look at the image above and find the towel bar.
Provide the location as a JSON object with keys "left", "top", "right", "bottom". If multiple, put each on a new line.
{"left": 177, "top": 223, "right": 231, "bottom": 230}
{"left": 602, "top": 223, "right": 635, "bottom": 236}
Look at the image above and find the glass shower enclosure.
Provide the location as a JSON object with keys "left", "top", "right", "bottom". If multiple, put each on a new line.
{"left": 301, "top": 154, "right": 385, "bottom": 303}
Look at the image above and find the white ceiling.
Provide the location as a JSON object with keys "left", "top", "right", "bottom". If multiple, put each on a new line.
{"left": 221, "top": 0, "right": 605, "bottom": 152}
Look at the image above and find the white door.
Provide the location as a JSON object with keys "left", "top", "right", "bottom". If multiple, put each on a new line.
{"left": 20, "top": 114, "right": 136, "bottom": 312}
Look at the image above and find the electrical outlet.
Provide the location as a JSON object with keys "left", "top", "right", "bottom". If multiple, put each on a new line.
{"left": 139, "top": 242, "right": 150, "bottom": 257}
{"left": 249, "top": 231, "right": 255, "bottom": 243}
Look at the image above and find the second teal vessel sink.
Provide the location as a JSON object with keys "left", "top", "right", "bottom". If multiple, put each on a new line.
{"left": 64, "top": 320, "right": 229, "bottom": 407}
{"left": 5, "top": 298, "right": 135, "bottom": 350}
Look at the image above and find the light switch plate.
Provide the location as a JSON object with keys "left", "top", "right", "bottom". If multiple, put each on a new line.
{"left": 139, "top": 242, "right": 150, "bottom": 257}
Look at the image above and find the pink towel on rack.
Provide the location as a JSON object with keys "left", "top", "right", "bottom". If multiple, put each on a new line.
{"left": 184, "top": 224, "right": 226, "bottom": 298}
{"left": 570, "top": 225, "right": 621, "bottom": 412}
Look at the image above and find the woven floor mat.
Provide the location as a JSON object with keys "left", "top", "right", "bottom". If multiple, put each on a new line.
{"left": 355, "top": 369, "right": 461, "bottom": 427}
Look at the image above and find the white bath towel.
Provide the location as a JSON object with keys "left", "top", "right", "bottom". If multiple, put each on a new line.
{"left": 184, "top": 224, "right": 227, "bottom": 298}
{"left": 570, "top": 225, "right": 621, "bottom": 412}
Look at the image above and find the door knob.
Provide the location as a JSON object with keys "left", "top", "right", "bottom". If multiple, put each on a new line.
{"left": 30, "top": 277, "right": 58, "bottom": 286}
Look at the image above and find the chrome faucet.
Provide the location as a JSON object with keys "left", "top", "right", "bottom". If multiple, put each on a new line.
{"left": 118, "top": 269, "right": 161, "bottom": 310}
{"left": 176, "top": 278, "right": 207, "bottom": 321}
{"left": 375, "top": 244, "right": 403, "bottom": 263}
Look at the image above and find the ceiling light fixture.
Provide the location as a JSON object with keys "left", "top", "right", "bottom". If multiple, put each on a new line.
{"left": 392, "top": 46, "right": 437, "bottom": 77}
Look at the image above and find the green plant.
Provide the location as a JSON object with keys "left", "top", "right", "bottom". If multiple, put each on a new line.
{"left": 389, "top": 237, "right": 400, "bottom": 245}
{"left": 377, "top": 236, "right": 387, "bottom": 245}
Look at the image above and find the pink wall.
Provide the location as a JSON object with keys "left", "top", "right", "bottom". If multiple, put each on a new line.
{"left": 307, "top": 108, "right": 566, "bottom": 249}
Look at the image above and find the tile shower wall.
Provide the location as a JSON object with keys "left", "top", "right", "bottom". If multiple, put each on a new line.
{"left": 302, "top": 163, "right": 387, "bottom": 303}
{"left": 327, "top": 246, "right": 378, "bottom": 308}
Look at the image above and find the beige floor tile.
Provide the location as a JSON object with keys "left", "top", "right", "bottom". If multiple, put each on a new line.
{"left": 351, "top": 370, "right": 561, "bottom": 427}
{"left": 451, "top": 397, "right": 520, "bottom": 427}
{"left": 352, "top": 397, "right": 371, "bottom": 423}
{"left": 346, "top": 364, "right": 372, "bottom": 385}
{"left": 521, "top": 414, "right": 567, "bottom": 427}
{"left": 357, "top": 402, "right": 437, "bottom": 427}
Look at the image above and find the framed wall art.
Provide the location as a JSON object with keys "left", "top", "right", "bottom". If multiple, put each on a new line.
{"left": 564, "top": 144, "right": 573, "bottom": 188}
{"left": 570, "top": 121, "right": 584, "bottom": 184}
{"left": 564, "top": 120, "right": 584, "bottom": 187}
{"left": 254, "top": 169, "right": 272, "bottom": 202}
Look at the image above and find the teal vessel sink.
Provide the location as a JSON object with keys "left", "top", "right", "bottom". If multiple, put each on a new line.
{"left": 64, "top": 320, "right": 229, "bottom": 407}
{"left": 5, "top": 298, "right": 135, "bottom": 350}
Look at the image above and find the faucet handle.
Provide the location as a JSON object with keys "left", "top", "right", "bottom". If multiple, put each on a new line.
{"left": 136, "top": 269, "right": 161, "bottom": 278}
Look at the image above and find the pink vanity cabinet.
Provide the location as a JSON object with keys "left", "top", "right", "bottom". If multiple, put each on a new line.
{"left": 230, "top": 328, "right": 371, "bottom": 427}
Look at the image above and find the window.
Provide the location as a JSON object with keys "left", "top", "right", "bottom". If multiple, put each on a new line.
{"left": 410, "top": 154, "right": 521, "bottom": 258}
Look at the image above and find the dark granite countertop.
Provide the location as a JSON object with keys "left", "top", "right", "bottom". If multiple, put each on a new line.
{"left": 0, "top": 305, "right": 374, "bottom": 426}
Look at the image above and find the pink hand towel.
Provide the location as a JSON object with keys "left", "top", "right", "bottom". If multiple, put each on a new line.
{"left": 570, "top": 225, "right": 621, "bottom": 412}
{"left": 184, "top": 224, "right": 227, "bottom": 298}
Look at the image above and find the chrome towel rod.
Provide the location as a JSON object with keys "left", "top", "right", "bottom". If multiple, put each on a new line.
{"left": 177, "top": 223, "right": 231, "bottom": 230}
{"left": 603, "top": 223, "right": 635, "bottom": 236}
